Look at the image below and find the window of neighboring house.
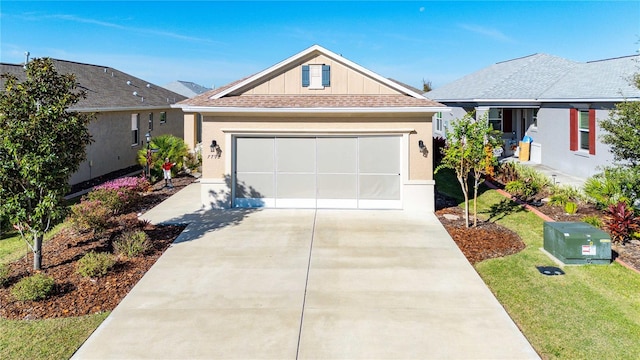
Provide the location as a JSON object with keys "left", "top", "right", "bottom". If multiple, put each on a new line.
{"left": 531, "top": 109, "right": 539, "bottom": 128}
{"left": 570, "top": 108, "right": 596, "bottom": 155}
{"left": 160, "top": 111, "right": 167, "bottom": 124}
{"left": 302, "top": 64, "right": 330, "bottom": 89}
{"left": 578, "top": 110, "right": 590, "bottom": 151}
{"left": 488, "top": 108, "right": 502, "bottom": 131}
{"left": 434, "top": 112, "right": 443, "bottom": 133}
{"left": 131, "top": 113, "right": 140, "bottom": 146}
{"left": 148, "top": 112, "right": 154, "bottom": 131}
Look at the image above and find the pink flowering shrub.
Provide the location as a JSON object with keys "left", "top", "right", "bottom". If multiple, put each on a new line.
{"left": 87, "top": 176, "right": 149, "bottom": 214}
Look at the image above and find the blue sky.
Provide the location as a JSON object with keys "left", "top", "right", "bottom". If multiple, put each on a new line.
{"left": 1, "top": 1, "right": 639, "bottom": 90}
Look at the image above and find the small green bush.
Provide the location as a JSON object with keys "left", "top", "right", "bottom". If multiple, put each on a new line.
{"left": 0, "top": 263, "right": 10, "bottom": 286}
{"left": 582, "top": 215, "right": 604, "bottom": 229}
{"left": 11, "top": 273, "right": 55, "bottom": 301}
{"left": 86, "top": 188, "right": 126, "bottom": 214}
{"left": 564, "top": 201, "right": 578, "bottom": 215}
{"left": 76, "top": 251, "right": 116, "bottom": 278}
{"left": 68, "top": 200, "right": 111, "bottom": 234}
{"left": 113, "top": 230, "right": 151, "bottom": 257}
{"left": 584, "top": 166, "right": 640, "bottom": 209}
{"left": 549, "top": 193, "right": 569, "bottom": 207}
{"left": 505, "top": 179, "right": 538, "bottom": 200}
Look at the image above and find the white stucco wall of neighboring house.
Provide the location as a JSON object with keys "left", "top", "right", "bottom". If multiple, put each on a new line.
{"left": 532, "top": 106, "right": 616, "bottom": 179}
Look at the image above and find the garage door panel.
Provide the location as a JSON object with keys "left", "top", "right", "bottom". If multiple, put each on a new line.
{"left": 359, "top": 136, "right": 400, "bottom": 174}
{"left": 317, "top": 174, "right": 357, "bottom": 199}
{"left": 277, "top": 174, "right": 316, "bottom": 198}
{"left": 359, "top": 174, "right": 401, "bottom": 200}
{"left": 236, "top": 138, "right": 274, "bottom": 172}
{"left": 276, "top": 138, "right": 316, "bottom": 173}
{"left": 317, "top": 138, "right": 357, "bottom": 173}
{"left": 235, "top": 173, "right": 275, "bottom": 198}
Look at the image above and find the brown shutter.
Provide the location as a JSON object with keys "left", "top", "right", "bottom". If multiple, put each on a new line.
{"left": 569, "top": 109, "right": 578, "bottom": 151}
{"left": 589, "top": 109, "right": 596, "bottom": 155}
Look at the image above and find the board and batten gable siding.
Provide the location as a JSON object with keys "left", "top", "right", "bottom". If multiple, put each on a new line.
{"left": 243, "top": 54, "right": 399, "bottom": 95}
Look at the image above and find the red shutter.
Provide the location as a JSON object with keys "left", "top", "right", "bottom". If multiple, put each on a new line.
{"left": 569, "top": 109, "right": 578, "bottom": 151}
{"left": 589, "top": 109, "right": 596, "bottom": 155}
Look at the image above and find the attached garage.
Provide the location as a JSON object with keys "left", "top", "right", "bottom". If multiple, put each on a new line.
{"left": 175, "top": 45, "right": 448, "bottom": 212}
{"left": 234, "top": 136, "right": 401, "bottom": 209}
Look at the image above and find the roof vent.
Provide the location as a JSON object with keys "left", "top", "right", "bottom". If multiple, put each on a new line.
{"left": 146, "top": 84, "right": 151, "bottom": 88}
{"left": 127, "top": 81, "right": 132, "bottom": 85}
{"left": 133, "top": 91, "right": 138, "bottom": 96}
{"left": 104, "top": 68, "right": 107, "bottom": 73}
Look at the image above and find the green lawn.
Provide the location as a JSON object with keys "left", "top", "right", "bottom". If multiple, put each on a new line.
{"left": 437, "top": 170, "right": 640, "bottom": 359}
{"left": 1, "top": 223, "right": 107, "bottom": 360}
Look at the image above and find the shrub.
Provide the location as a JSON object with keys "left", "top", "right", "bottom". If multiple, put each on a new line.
{"left": 11, "top": 273, "right": 55, "bottom": 301}
{"left": 68, "top": 200, "right": 111, "bottom": 234}
{"left": 114, "top": 230, "right": 151, "bottom": 257}
{"left": 505, "top": 178, "right": 539, "bottom": 201}
{"left": 0, "top": 263, "right": 10, "bottom": 286}
{"left": 76, "top": 251, "right": 116, "bottom": 278}
{"left": 584, "top": 166, "right": 640, "bottom": 209}
{"left": 582, "top": 215, "right": 604, "bottom": 229}
{"left": 564, "top": 201, "right": 578, "bottom": 215}
{"left": 494, "top": 162, "right": 519, "bottom": 184}
{"left": 604, "top": 201, "right": 640, "bottom": 245}
{"left": 137, "top": 134, "right": 189, "bottom": 180}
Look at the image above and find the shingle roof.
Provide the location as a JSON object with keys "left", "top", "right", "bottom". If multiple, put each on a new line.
{"left": 183, "top": 94, "right": 442, "bottom": 108}
{"left": 426, "top": 53, "right": 640, "bottom": 101}
{"left": 0, "top": 59, "right": 187, "bottom": 110}
{"left": 162, "top": 80, "right": 211, "bottom": 98}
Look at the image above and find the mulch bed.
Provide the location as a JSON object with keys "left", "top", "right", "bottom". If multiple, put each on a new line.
{"left": 1, "top": 174, "right": 638, "bottom": 321}
{"left": 0, "top": 175, "right": 195, "bottom": 320}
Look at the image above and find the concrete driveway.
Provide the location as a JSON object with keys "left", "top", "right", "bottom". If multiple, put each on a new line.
{"left": 72, "top": 183, "right": 539, "bottom": 359}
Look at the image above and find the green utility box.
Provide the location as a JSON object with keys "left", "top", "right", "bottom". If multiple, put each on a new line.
{"left": 543, "top": 222, "right": 611, "bottom": 265}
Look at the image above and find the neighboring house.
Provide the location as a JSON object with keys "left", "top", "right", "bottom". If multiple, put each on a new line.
{"left": 162, "top": 80, "right": 211, "bottom": 98}
{"left": 174, "top": 45, "right": 448, "bottom": 211}
{"left": 427, "top": 53, "right": 640, "bottom": 179}
{"left": 0, "top": 59, "right": 187, "bottom": 185}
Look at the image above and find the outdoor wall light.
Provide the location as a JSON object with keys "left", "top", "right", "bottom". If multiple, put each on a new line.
{"left": 418, "top": 140, "right": 426, "bottom": 151}
{"left": 210, "top": 140, "right": 218, "bottom": 152}
{"left": 210, "top": 139, "right": 222, "bottom": 159}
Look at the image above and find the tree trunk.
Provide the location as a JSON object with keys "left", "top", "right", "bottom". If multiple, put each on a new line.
{"left": 33, "top": 235, "right": 43, "bottom": 270}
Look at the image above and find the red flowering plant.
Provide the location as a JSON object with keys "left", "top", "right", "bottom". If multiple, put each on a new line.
{"left": 604, "top": 201, "right": 640, "bottom": 245}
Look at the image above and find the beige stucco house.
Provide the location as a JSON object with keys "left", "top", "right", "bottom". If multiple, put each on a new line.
{"left": 175, "top": 45, "right": 448, "bottom": 212}
{"left": 1, "top": 59, "right": 186, "bottom": 186}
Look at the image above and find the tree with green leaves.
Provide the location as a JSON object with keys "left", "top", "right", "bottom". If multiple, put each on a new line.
{"left": 468, "top": 113, "right": 502, "bottom": 227}
{"left": 436, "top": 112, "right": 501, "bottom": 227}
{"left": 600, "top": 73, "right": 640, "bottom": 166}
{"left": 0, "top": 58, "right": 93, "bottom": 270}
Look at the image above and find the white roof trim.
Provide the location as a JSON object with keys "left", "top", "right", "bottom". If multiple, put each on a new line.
{"left": 436, "top": 97, "right": 640, "bottom": 103}
{"left": 176, "top": 105, "right": 450, "bottom": 114}
{"left": 210, "top": 45, "right": 427, "bottom": 100}
{"left": 220, "top": 128, "right": 417, "bottom": 134}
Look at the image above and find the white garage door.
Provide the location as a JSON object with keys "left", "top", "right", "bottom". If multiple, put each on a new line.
{"left": 234, "top": 136, "right": 401, "bottom": 209}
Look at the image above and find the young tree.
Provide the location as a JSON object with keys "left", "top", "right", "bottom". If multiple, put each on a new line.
{"left": 467, "top": 114, "right": 502, "bottom": 227}
{"left": 436, "top": 112, "right": 501, "bottom": 227}
{"left": 436, "top": 112, "right": 475, "bottom": 227}
{"left": 600, "top": 73, "right": 640, "bottom": 166}
{"left": 0, "top": 58, "right": 93, "bottom": 270}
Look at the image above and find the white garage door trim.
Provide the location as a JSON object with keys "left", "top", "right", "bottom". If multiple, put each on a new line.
{"left": 233, "top": 135, "right": 402, "bottom": 209}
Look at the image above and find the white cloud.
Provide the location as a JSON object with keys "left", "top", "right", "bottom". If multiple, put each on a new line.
{"left": 458, "top": 23, "right": 515, "bottom": 43}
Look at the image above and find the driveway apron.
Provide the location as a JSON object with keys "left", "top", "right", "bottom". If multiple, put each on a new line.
{"left": 72, "top": 183, "right": 538, "bottom": 359}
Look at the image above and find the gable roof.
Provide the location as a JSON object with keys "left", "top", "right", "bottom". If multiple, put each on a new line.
{"left": 427, "top": 53, "right": 640, "bottom": 102}
{"left": 0, "top": 59, "right": 187, "bottom": 111}
{"left": 162, "top": 80, "right": 211, "bottom": 98}
{"left": 176, "top": 45, "right": 446, "bottom": 113}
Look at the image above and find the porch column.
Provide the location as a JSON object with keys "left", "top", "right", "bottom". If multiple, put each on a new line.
{"left": 183, "top": 113, "right": 197, "bottom": 151}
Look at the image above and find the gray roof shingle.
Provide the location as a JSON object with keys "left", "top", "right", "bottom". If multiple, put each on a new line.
{"left": 427, "top": 53, "right": 640, "bottom": 102}
{"left": 1, "top": 59, "right": 187, "bottom": 110}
